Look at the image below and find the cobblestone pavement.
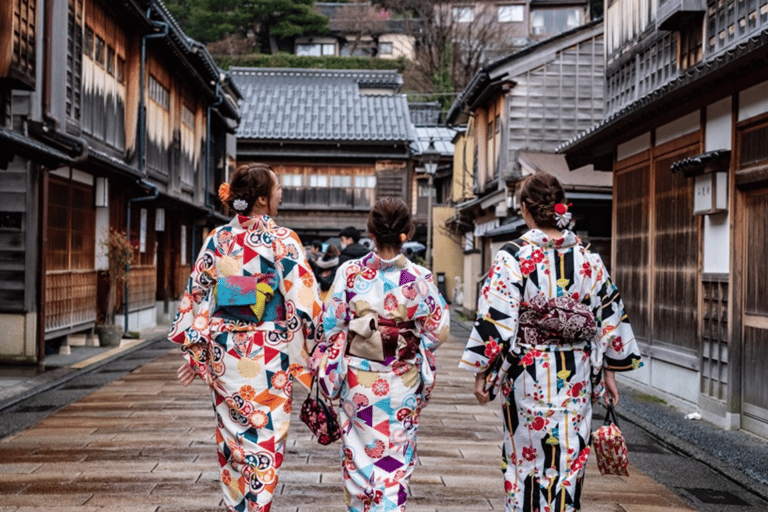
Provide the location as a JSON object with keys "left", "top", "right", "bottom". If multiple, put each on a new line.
{"left": 0, "top": 330, "right": 696, "bottom": 511}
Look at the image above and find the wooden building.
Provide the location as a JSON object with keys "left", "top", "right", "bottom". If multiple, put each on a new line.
{"left": 559, "top": 0, "right": 768, "bottom": 438}
{"left": 444, "top": 20, "right": 612, "bottom": 314}
{"left": 0, "top": 0, "right": 240, "bottom": 362}
{"left": 231, "top": 68, "right": 414, "bottom": 241}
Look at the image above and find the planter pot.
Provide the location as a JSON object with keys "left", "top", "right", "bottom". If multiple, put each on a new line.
{"left": 96, "top": 325, "right": 124, "bottom": 347}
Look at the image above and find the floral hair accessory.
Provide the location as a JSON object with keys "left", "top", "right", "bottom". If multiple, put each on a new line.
{"left": 232, "top": 199, "right": 249, "bottom": 212}
{"left": 554, "top": 203, "right": 573, "bottom": 229}
{"left": 218, "top": 183, "right": 230, "bottom": 202}
{"left": 399, "top": 233, "right": 407, "bottom": 243}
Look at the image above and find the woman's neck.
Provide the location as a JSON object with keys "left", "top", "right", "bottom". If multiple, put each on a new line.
{"left": 537, "top": 227, "right": 563, "bottom": 239}
{"left": 377, "top": 247, "right": 399, "bottom": 260}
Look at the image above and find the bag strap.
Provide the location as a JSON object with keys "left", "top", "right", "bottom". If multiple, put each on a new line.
{"left": 603, "top": 401, "right": 620, "bottom": 427}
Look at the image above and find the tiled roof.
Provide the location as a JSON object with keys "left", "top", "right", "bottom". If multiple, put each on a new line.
{"left": 232, "top": 68, "right": 414, "bottom": 142}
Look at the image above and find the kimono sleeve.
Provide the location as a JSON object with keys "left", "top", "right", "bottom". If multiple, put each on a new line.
{"left": 589, "top": 252, "right": 643, "bottom": 372}
{"left": 416, "top": 269, "right": 450, "bottom": 352}
{"left": 277, "top": 231, "right": 324, "bottom": 389}
{"left": 167, "top": 231, "right": 218, "bottom": 380}
{"left": 458, "top": 249, "right": 523, "bottom": 373}
{"left": 310, "top": 261, "right": 352, "bottom": 399}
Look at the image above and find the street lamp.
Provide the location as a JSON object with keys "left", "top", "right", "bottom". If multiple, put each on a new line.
{"left": 422, "top": 138, "right": 439, "bottom": 270}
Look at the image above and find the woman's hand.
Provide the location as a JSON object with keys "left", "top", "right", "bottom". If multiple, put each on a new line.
{"left": 474, "top": 374, "right": 491, "bottom": 404}
{"left": 177, "top": 362, "right": 198, "bottom": 387}
{"left": 603, "top": 369, "right": 619, "bottom": 406}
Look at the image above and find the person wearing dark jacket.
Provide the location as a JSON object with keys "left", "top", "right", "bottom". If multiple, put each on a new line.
{"left": 338, "top": 226, "right": 370, "bottom": 265}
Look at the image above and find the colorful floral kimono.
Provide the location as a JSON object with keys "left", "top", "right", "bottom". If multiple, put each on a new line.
{"left": 459, "top": 229, "right": 642, "bottom": 512}
{"left": 168, "top": 215, "right": 322, "bottom": 512}
{"left": 312, "top": 253, "right": 450, "bottom": 512}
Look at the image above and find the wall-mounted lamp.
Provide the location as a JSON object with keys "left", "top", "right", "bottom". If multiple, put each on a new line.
{"left": 95, "top": 177, "right": 109, "bottom": 207}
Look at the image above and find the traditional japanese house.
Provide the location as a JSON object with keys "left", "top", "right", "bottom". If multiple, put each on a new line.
{"left": 0, "top": 0, "right": 239, "bottom": 362}
{"left": 444, "top": 20, "right": 612, "bottom": 314}
{"left": 231, "top": 68, "right": 414, "bottom": 242}
{"left": 558, "top": 0, "right": 768, "bottom": 439}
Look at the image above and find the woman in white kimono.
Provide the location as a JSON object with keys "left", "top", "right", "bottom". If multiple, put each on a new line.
{"left": 312, "top": 198, "right": 450, "bottom": 512}
{"left": 169, "top": 163, "right": 323, "bottom": 512}
{"left": 459, "top": 173, "right": 643, "bottom": 512}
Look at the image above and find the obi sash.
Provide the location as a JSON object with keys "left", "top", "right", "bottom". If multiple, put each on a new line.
{"left": 517, "top": 294, "right": 597, "bottom": 346}
{"left": 212, "top": 274, "right": 284, "bottom": 323}
{"left": 346, "top": 313, "right": 419, "bottom": 364}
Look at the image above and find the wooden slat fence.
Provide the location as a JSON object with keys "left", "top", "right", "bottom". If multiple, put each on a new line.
{"left": 44, "top": 269, "right": 98, "bottom": 334}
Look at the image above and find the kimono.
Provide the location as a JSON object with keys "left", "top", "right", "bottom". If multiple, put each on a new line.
{"left": 459, "top": 229, "right": 642, "bottom": 512}
{"left": 168, "top": 215, "right": 322, "bottom": 512}
{"left": 312, "top": 253, "right": 450, "bottom": 512}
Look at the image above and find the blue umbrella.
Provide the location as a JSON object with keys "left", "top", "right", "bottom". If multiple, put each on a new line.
{"left": 401, "top": 241, "right": 426, "bottom": 253}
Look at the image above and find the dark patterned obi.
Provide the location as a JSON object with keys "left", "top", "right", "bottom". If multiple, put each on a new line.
{"left": 346, "top": 313, "right": 419, "bottom": 365}
{"left": 211, "top": 274, "right": 285, "bottom": 324}
{"left": 516, "top": 294, "right": 597, "bottom": 347}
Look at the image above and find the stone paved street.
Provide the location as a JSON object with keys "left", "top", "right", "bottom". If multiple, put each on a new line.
{"left": 0, "top": 328, "right": 696, "bottom": 511}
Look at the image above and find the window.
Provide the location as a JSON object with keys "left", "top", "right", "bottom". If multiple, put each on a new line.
{"left": 530, "top": 8, "right": 582, "bottom": 35}
{"left": 94, "top": 35, "right": 105, "bottom": 66}
{"left": 739, "top": 122, "right": 768, "bottom": 169}
{"left": 84, "top": 27, "right": 93, "bottom": 58}
{"left": 296, "top": 43, "right": 335, "bottom": 56}
{"left": 47, "top": 177, "right": 96, "bottom": 271}
{"left": 281, "top": 174, "right": 304, "bottom": 205}
{"left": 106, "top": 46, "right": 115, "bottom": 76}
{"left": 149, "top": 75, "right": 169, "bottom": 109}
{"left": 498, "top": 5, "right": 524, "bottom": 22}
{"left": 116, "top": 56, "right": 125, "bottom": 83}
{"left": 66, "top": 0, "right": 83, "bottom": 121}
{"left": 453, "top": 6, "right": 474, "bottom": 22}
{"left": 679, "top": 21, "right": 703, "bottom": 70}
{"left": 182, "top": 104, "right": 194, "bottom": 128}
{"left": 379, "top": 42, "right": 393, "bottom": 55}
{"left": 330, "top": 175, "right": 353, "bottom": 207}
{"left": 330, "top": 175, "right": 352, "bottom": 188}
{"left": 354, "top": 175, "right": 377, "bottom": 207}
{"left": 282, "top": 174, "right": 303, "bottom": 188}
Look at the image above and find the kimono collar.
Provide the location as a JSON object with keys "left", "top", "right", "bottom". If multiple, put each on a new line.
{"left": 362, "top": 252, "right": 409, "bottom": 271}
{"left": 233, "top": 214, "right": 277, "bottom": 232}
{"left": 522, "top": 228, "right": 580, "bottom": 249}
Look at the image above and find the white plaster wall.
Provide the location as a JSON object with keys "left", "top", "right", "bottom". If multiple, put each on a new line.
{"left": 651, "top": 359, "right": 700, "bottom": 403}
{"left": 703, "top": 213, "right": 730, "bottom": 274}
{"left": 462, "top": 251, "right": 482, "bottom": 312}
{"left": 128, "top": 307, "right": 157, "bottom": 332}
{"left": 0, "top": 313, "right": 37, "bottom": 362}
{"left": 738, "top": 80, "right": 768, "bottom": 122}
{"left": 706, "top": 97, "right": 732, "bottom": 151}
{"left": 95, "top": 206, "right": 109, "bottom": 271}
{"left": 656, "top": 111, "right": 700, "bottom": 146}
{"left": 616, "top": 132, "right": 651, "bottom": 160}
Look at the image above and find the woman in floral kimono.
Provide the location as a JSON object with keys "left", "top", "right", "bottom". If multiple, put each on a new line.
{"left": 312, "top": 198, "right": 450, "bottom": 512}
{"left": 169, "top": 163, "right": 322, "bottom": 512}
{"left": 459, "top": 173, "right": 643, "bottom": 512}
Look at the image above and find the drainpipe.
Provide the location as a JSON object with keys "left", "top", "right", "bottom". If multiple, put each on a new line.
{"left": 139, "top": 10, "right": 169, "bottom": 172}
{"left": 205, "top": 82, "right": 223, "bottom": 208}
{"left": 124, "top": 180, "right": 159, "bottom": 333}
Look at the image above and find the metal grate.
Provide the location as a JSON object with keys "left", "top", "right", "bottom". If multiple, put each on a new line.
{"left": 684, "top": 488, "right": 750, "bottom": 505}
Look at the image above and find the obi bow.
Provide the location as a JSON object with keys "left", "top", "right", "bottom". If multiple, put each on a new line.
{"left": 215, "top": 274, "right": 277, "bottom": 321}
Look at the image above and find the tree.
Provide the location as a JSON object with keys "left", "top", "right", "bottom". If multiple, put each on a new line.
{"left": 163, "top": 0, "right": 329, "bottom": 52}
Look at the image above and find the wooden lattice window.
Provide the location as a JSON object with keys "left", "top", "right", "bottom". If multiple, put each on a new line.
{"left": 66, "top": 0, "right": 83, "bottom": 121}
{"left": 680, "top": 19, "right": 703, "bottom": 70}
{"left": 738, "top": 119, "right": 768, "bottom": 168}
{"left": 11, "top": 0, "right": 36, "bottom": 85}
{"left": 47, "top": 176, "right": 95, "bottom": 271}
{"left": 701, "top": 275, "right": 729, "bottom": 399}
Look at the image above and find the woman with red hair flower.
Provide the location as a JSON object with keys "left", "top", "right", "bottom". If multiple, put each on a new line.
{"left": 459, "top": 172, "right": 643, "bottom": 512}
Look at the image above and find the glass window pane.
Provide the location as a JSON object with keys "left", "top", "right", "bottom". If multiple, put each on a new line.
{"left": 322, "top": 44, "right": 336, "bottom": 55}
{"left": 498, "top": 5, "right": 524, "bottom": 22}
{"left": 296, "top": 44, "right": 322, "bottom": 56}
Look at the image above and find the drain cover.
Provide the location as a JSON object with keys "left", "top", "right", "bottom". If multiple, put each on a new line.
{"left": 12, "top": 404, "right": 57, "bottom": 413}
{"left": 61, "top": 384, "right": 99, "bottom": 390}
{"left": 625, "top": 443, "right": 665, "bottom": 454}
{"left": 685, "top": 488, "right": 750, "bottom": 505}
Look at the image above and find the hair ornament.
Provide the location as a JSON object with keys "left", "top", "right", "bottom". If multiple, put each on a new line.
{"left": 554, "top": 202, "right": 573, "bottom": 229}
{"left": 232, "top": 199, "right": 249, "bottom": 212}
{"left": 218, "top": 183, "right": 231, "bottom": 202}
{"left": 399, "top": 233, "right": 407, "bottom": 243}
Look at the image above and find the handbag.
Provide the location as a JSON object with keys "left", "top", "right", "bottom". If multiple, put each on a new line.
{"left": 299, "top": 377, "right": 342, "bottom": 445}
{"left": 590, "top": 402, "right": 630, "bottom": 476}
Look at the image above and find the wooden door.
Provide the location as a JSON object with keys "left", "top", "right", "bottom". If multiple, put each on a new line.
{"left": 742, "top": 186, "right": 768, "bottom": 437}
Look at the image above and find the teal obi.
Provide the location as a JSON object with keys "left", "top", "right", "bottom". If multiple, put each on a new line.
{"left": 213, "top": 274, "right": 284, "bottom": 323}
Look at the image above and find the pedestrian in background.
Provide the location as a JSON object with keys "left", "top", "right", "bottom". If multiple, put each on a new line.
{"left": 168, "top": 163, "right": 322, "bottom": 512}
{"left": 312, "top": 198, "right": 450, "bottom": 512}
{"left": 316, "top": 243, "right": 341, "bottom": 302}
{"left": 338, "top": 226, "right": 370, "bottom": 265}
{"left": 459, "top": 172, "right": 643, "bottom": 512}
{"left": 307, "top": 239, "right": 324, "bottom": 275}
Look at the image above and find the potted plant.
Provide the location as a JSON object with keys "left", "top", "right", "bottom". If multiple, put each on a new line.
{"left": 96, "top": 228, "right": 134, "bottom": 347}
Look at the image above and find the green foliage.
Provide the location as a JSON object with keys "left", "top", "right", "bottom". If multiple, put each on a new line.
{"left": 214, "top": 53, "right": 408, "bottom": 72}
{"left": 163, "top": 0, "right": 329, "bottom": 45}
